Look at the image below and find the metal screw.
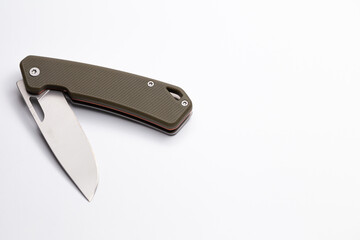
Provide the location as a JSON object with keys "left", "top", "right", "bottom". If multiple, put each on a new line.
{"left": 147, "top": 81, "right": 154, "bottom": 87}
{"left": 29, "top": 67, "right": 40, "bottom": 77}
{"left": 181, "top": 100, "right": 188, "bottom": 106}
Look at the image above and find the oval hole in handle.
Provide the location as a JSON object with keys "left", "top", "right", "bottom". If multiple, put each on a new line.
{"left": 167, "top": 87, "right": 183, "bottom": 101}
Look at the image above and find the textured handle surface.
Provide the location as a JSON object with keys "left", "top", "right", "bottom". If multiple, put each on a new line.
{"left": 20, "top": 56, "right": 192, "bottom": 131}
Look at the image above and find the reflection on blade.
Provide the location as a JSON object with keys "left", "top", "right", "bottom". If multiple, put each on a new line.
{"left": 17, "top": 80, "right": 98, "bottom": 201}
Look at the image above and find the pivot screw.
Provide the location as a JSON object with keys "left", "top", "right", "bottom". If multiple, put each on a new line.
{"left": 181, "top": 100, "right": 188, "bottom": 106}
{"left": 29, "top": 67, "right": 40, "bottom": 77}
{"left": 147, "top": 81, "right": 154, "bottom": 87}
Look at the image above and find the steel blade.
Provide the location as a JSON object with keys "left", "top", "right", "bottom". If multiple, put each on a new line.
{"left": 17, "top": 80, "right": 98, "bottom": 201}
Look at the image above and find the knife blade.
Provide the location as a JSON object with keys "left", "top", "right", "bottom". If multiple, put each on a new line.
{"left": 17, "top": 80, "right": 98, "bottom": 201}
{"left": 17, "top": 56, "right": 192, "bottom": 201}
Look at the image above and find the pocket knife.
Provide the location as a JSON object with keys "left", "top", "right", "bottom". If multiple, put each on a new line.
{"left": 17, "top": 56, "right": 192, "bottom": 201}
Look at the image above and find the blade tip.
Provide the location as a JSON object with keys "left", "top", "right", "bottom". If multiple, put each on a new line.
{"left": 86, "top": 195, "right": 94, "bottom": 202}
{"left": 83, "top": 176, "right": 98, "bottom": 202}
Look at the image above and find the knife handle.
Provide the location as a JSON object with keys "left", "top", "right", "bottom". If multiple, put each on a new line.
{"left": 20, "top": 56, "right": 192, "bottom": 133}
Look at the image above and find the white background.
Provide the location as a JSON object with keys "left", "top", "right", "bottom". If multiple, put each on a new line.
{"left": 1, "top": 0, "right": 360, "bottom": 239}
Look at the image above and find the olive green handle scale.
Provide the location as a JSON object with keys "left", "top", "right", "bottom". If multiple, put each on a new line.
{"left": 20, "top": 56, "right": 192, "bottom": 135}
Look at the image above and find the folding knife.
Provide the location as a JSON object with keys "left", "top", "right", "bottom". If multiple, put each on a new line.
{"left": 17, "top": 56, "right": 192, "bottom": 201}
